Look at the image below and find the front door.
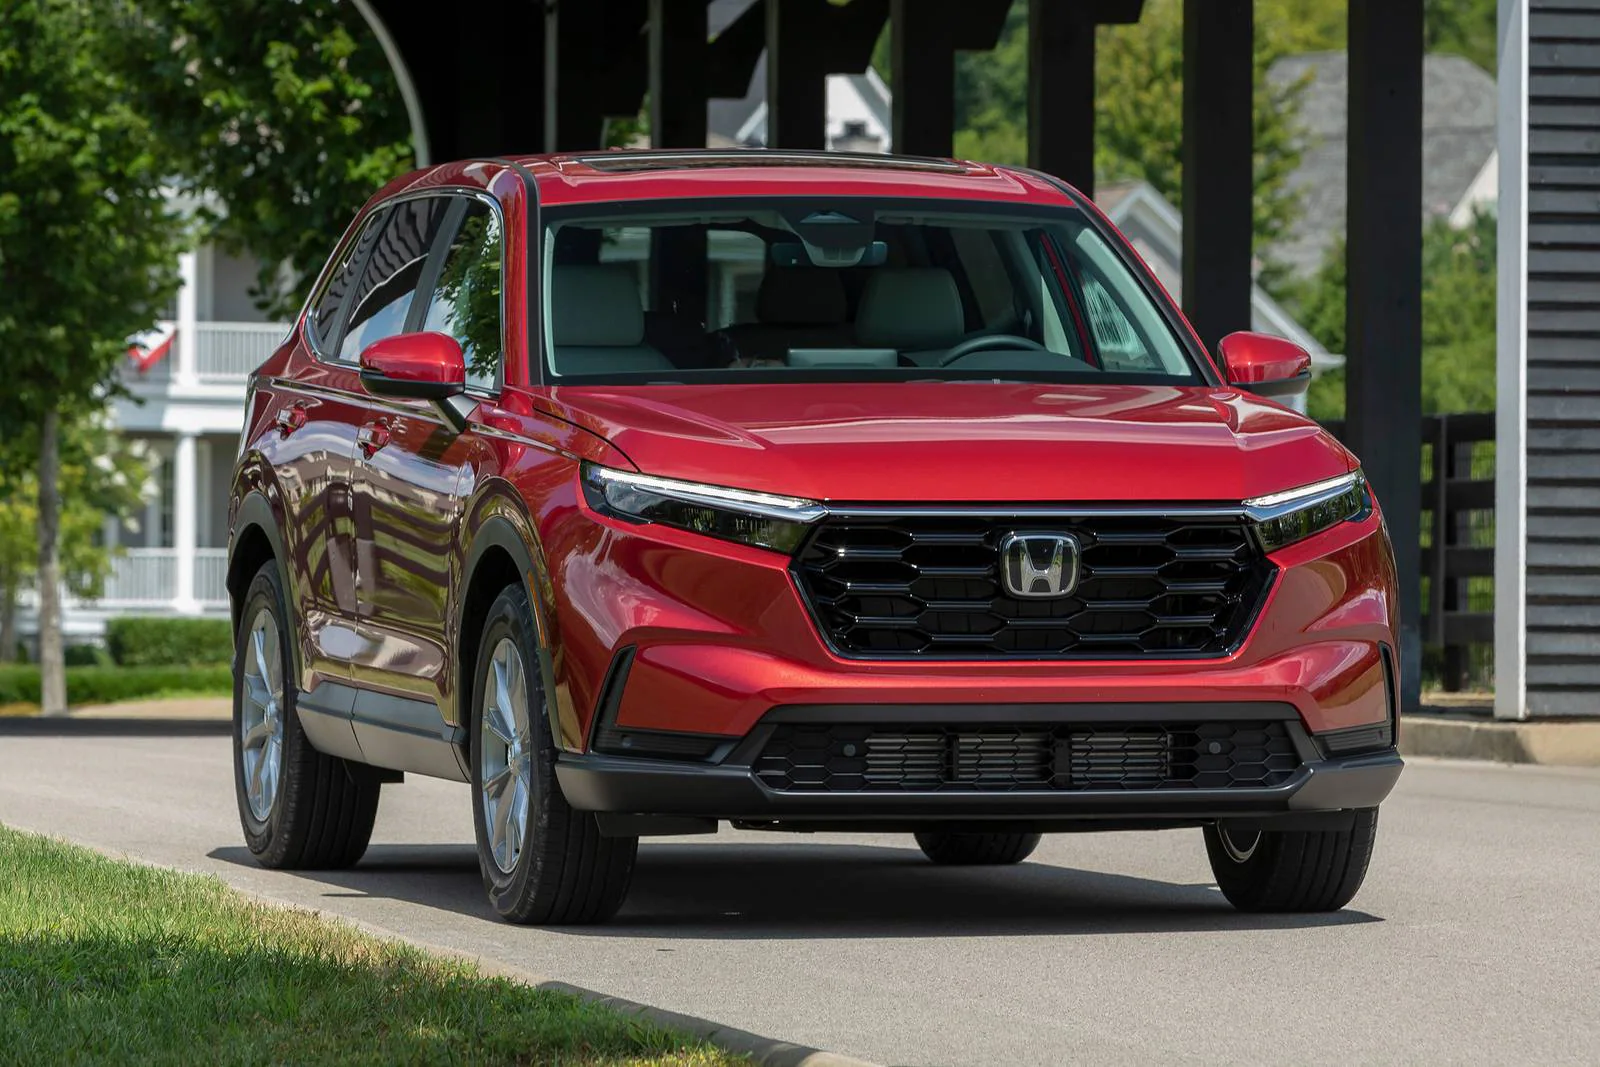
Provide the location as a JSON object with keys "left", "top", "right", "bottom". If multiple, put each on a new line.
{"left": 348, "top": 193, "right": 505, "bottom": 773}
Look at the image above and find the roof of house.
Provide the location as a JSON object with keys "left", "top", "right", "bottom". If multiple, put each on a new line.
{"left": 706, "top": 0, "right": 891, "bottom": 150}
{"left": 1265, "top": 51, "right": 1497, "bottom": 279}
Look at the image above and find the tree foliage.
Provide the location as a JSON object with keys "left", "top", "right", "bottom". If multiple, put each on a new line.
{"left": 1303, "top": 209, "right": 1497, "bottom": 422}
{"left": 107, "top": 0, "right": 413, "bottom": 317}
{"left": 0, "top": 0, "right": 186, "bottom": 428}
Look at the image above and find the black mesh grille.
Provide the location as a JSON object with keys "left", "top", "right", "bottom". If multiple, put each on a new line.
{"left": 793, "top": 514, "right": 1273, "bottom": 658}
{"left": 754, "top": 722, "right": 1302, "bottom": 792}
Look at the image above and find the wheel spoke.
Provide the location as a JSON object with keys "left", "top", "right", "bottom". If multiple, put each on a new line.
{"left": 493, "top": 772, "right": 518, "bottom": 863}
{"left": 248, "top": 743, "right": 267, "bottom": 797}
{"left": 506, "top": 651, "right": 529, "bottom": 744}
{"left": 486, "top": 660, "right": 515, "bottom": 746}
{"left": 251, "top": 626, "right": 271, "bottom": 689}
{"left": 243, "top": 718, "right": 273, "bottom": 750}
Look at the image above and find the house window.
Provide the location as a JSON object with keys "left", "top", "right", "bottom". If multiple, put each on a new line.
{"left": 158, "top": 456, "right": 174, "bottom": 549}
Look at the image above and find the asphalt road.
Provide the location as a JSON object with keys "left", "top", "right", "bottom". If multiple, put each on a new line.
{"left": 3, "top": 723, "right": 1598, "bottom": 1066}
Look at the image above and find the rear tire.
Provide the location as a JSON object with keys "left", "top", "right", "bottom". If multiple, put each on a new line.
{"left": 233, "top": 560, "right": 380, "bottom": 869}
{"left": 914, "top": 828, "right": 1041, "bottom": 866}
{"left": 470, "top": 583, "right": 636, "bottom": 925}
{"left": 1204, "top": 808, "right": 1379, "bottom": 912}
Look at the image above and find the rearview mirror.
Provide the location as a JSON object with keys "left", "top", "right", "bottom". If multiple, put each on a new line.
{"left": 1216, "top": 332, "right": 1312, "bottom": 399}
{"left": 359, "top": 332, "right": 467, "bottom": 400}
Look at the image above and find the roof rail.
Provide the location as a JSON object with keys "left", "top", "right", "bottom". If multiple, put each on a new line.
{"left": 568, "top": 148, "right": 972, "bottom": 174}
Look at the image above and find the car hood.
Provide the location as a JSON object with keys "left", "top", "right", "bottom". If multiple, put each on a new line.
{"left": 542, "top": 382, "right": 1355, "bottom": 504}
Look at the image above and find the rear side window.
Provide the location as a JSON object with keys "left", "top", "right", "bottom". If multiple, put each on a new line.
{"left": 338, "top": 196, "right": 451, "bottom": 362}
{"left": 308, "top": 209, "right": 387, "bottom": 352}
{"left": 419, "top": 199, "right": 503, "bottom": 391}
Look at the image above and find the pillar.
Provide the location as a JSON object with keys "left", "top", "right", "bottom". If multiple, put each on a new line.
{"left": 1028, "top": 0, "right": 1096, "bottom": 194}
{"left": 890, "top": 0, "right": 956, "bottom": 157}
{"left": 175, "top": 250, "right": 198, "bottom": 386}
{"left": 546, "top": 0, "right": 607, "bottom": 151}
{"left": 173, "top": 431, "right": 198, "bottom": 614}
{"left": 1346, "top": 0, "right": 1424, "bottom": 712}
{"left": 766, "top": 0, "right": 828, "bottom": 149}
{"left": 1180, "top": 0, "right": 1253, "bottom": 355}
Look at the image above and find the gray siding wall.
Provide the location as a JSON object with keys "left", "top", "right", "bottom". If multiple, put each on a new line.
{"left": 1527, "top": 0, "right": 1600, "bottom": 715}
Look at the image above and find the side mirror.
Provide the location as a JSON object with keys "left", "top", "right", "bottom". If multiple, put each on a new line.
{"left": 1216, "top": 331, "right": 1312, "bottom": 399}
{"left": 359, "top": 332, "right": 466, "bottom": 400}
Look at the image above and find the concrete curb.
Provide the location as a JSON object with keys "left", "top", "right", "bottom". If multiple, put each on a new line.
{"left": 12, "top": 828, "right": 881, "bottom": 1067}
{"left": 1400, "top": 715, "right": 1600, "bottom": 768}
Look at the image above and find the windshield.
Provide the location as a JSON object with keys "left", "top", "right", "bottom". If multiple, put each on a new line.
{"left": 539, "top": 198, "right": 1205, "bottom": 385}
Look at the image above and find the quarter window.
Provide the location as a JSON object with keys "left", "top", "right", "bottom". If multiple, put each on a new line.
{"left": 420, "top": 200, "right": 504, "bottom": 391}
{"left": 339, "top": 197, "right": 451, "bottom": 362}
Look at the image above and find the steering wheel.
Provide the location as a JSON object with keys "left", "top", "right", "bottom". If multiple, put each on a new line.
{"left": 938, "top": 334, "right": 1050, "bottom": 366}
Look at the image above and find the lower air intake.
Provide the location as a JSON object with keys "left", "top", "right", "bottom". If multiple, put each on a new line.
{"left": 753, "top": 721, "right": 1301, "bottom": 793}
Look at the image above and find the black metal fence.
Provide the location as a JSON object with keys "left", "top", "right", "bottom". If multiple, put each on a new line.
{"left": 1323, "top": 413, "right": 1496, "bottom": 692}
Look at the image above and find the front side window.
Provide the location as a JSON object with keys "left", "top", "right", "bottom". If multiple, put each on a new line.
{"left": 338, "top": 196, "right": 451, "bottom": 362}
{"left": 538, "top": 198, "right": 1203, "bottom": 384}
{"left": 421, "top": 199, "right": 503, "bottom": 391}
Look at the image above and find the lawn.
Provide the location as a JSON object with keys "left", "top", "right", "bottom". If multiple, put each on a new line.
{"left": 0, "top": 826, "right": 748, "bottom": 1066}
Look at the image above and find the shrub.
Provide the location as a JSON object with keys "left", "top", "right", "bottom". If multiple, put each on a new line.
{"left": 63, "top": 643, "right": 112, "bottom": 667}
{"left": 0, "top": 665, "right": 233, "bottom": 707}
{"left": 105, "top": 617, "right": 233, "bottom": 668}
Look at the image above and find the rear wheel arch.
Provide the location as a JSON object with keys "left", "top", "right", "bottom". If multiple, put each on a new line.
{"left": 459, "top": 514, "right": 570, "bottom": 752}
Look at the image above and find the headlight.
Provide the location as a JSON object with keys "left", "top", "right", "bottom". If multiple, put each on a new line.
{"left": 581, "top": 462, "right": 825, "bottom": 553}
{"left": 1244, "top": 471, "right": 1370, "bottom": 552}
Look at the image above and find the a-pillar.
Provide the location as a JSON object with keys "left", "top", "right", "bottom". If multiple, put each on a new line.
{"left": 766, "top": 0, "right": 828, "bottom": 150}
{"left": 1346, "top": 0, "right": 1424, "bottom": 711}
{"left": 890, "top": 0, "right": 955, "bottom": 157}
{"left": 1180, "top": 0, "right": 1253, "bottom": 355}
{"left": 1028, "top": 0, "right": 1096, "bottom": 194}
{"left": 172, "top": 431, "right": 199, "bottom": 615}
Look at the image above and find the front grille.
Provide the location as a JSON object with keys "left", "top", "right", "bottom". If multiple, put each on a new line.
{"left": 793, "top": 513, "right": 1273, "bottom": 658}
{"left": 754, "top": 722, "right": 1302, "bottom": 792}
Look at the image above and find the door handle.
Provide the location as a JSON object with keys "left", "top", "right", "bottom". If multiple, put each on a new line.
{"left": 357, "top": 421, "right": 391, "bottom": 458}
{"left": 274, "top": 402, "right": 309, "bottom": 436}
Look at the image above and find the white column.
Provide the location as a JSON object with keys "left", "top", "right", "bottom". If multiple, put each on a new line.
{"left": 1494, "top": 0, "right": 1528, "bottom": 721}
{"left": 172, "top": 431, "right": 199, "bottom": 614}
{"left": 175, "top": 249, "right": 199, "bottom": 386}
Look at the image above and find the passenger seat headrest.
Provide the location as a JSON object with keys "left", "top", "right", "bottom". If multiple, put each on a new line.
{"left": 551, "top": 265, "right": 646, "bottom": 347}
{"left": 756, "top": 267, "right": 848, "bottom": 325}
{"left": 854, "top": 268, "right": 965, "bottom": 351}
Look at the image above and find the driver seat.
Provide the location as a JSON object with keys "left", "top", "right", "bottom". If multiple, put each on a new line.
{"left": 853, "top": 268, "right": 967, "bottom": 366}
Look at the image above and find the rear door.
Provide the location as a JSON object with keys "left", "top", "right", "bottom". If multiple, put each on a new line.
{"left": 266, "top": 208, "right": 388, "bottom": 695}
{"left": 347, "top": 193, "right": 502, "bottom": 773}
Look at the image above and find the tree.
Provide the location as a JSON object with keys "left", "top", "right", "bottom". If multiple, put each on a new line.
{"left": 108, "top": 0, "right": 413, "bottom": 318}
{"left": 0, "top": 0, "right": 186, "bottom": 712}
{"left": 1301, "top": 209, "right": 1497, "bottom": 422}
{"left": 0, "top": 416, "right": 153, "bottom": 663}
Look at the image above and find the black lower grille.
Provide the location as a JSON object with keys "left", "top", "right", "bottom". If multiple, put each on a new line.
{"left": 754, "top": 722, "right": 1302, "bottom": 792}
{"left": 793, "top": 513, "right": 1273, "bottom": 658}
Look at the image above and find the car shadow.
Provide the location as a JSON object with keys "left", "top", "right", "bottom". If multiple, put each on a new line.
{"left": 208, "top": 839, "right": 1381, "bottom": 938}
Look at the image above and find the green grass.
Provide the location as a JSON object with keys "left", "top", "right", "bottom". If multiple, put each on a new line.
{"left": 0, "top": 665, "right": 234, "bottom": 707}
{"left": 0, "top": 826, "right": 749, "bottom": 1066}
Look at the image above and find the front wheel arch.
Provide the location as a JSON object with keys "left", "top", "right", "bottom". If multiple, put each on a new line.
{"left": 459, "top": 515, "right": 569, "bottom": 753}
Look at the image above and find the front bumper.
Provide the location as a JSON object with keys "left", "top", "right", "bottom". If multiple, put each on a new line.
{"left": 557, "top": 702, "right": 1403, "bottom": 829}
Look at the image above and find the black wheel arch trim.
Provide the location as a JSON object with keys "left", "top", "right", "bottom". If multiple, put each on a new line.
{"left": 461, "top": 512, "right": 571, "bottom": 751}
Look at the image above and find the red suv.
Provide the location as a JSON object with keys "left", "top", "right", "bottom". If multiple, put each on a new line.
{"left": 227, "top": 151, "right": 1401, "bottom": 924}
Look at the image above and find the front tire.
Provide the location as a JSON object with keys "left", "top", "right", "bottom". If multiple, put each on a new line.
{"left": 470, "top": 583, "right": 636, "bottom": 924}
{"left": 914, "top": 828, "right": 1041, "bottom": 866}
{"left": 1204, "top": 808, "right": 1379, "bottom": 912}
{"left": 233, "top": 560, "right": 380, "bottom": 869}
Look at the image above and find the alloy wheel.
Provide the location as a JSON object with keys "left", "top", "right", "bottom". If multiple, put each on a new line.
{"left": 480, "top": 637, "right": 534, "bottom": 874}
{"left": 240, "top": 607, "right": 285, "bottom": 822}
